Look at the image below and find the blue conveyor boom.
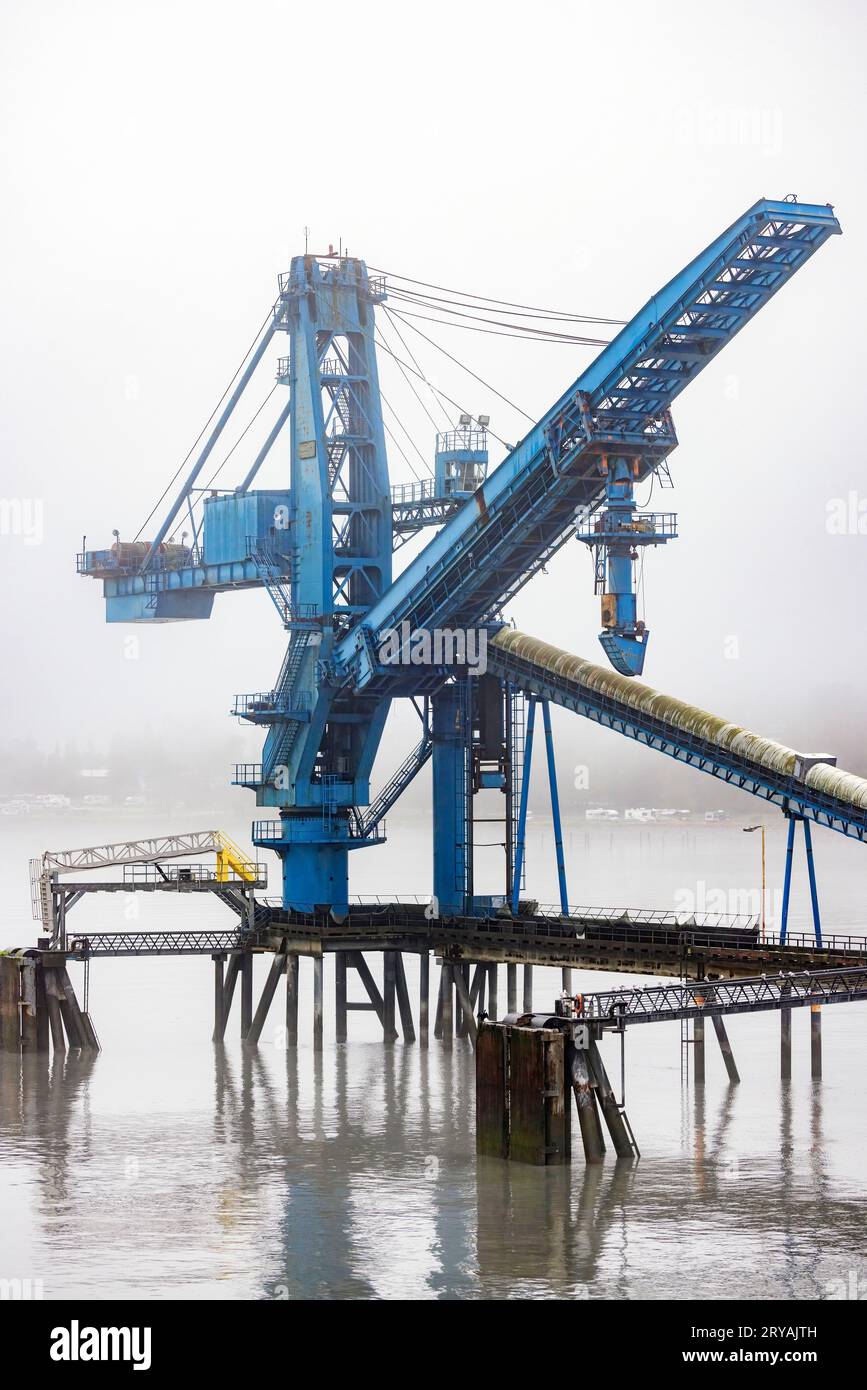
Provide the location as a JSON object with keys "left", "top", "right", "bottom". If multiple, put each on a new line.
{"left": 334, "top": 198, "right": 840, "bottom": 690}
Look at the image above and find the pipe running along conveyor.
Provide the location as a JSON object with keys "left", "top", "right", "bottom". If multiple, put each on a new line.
{"left": 487, "top": 628, "right": 867, "bottom": 843}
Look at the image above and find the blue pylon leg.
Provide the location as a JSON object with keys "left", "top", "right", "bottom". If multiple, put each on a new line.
{"left": 541, "top": 699, "right": 569, "bottom": 914}
{"left": 511, "top": 697, "right": 536, "bottom": 914}
{"left": 780, "top": 815, "right": 796, "bottom": 946}
{"left": 803, "top": 819, "right": 823, "bottom": 948}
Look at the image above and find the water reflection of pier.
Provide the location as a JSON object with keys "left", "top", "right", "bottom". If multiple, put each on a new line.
{"left": 2, "top": 1044, "right": 861, "bottom": 1300}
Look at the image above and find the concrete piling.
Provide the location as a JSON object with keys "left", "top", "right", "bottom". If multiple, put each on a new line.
{"left": 811, "top": 1005, "right": 822, "bottom": 1079}
{"left": 711, "top": 1013, "right": 740, "bottom": 1084}
{"left": 313, "top": 956, "right": 323, "bottom": 1051}
{"left": 441, "top": 965, "right": 453, "bottom": 1050}
{"left": 419, "top": 951, "right": 429, "bottom": 1046}
{"left": 335, "top": 953, "right": 347, "bottom": 1043}
{"left": 285, "top": 953, "right": 299, "bottom": 1047}
{"left": 245, "top": 949, "right": 286, "bottom": 1046}
{"left": 240, "top": 952, "right": 253, "bottom": 1039}
{"left": 212, "top": 953, "right": 226, "bottom": 1042}
{"left": 453, "top": 964, "right": 477, "bottom": 1045}
{"left": 487, "top": 963, "right": 498, "bottom": 1021}
{"left": 522, "top": 964, "right": 533, "bottom": 1012}
{"left": 587, "top": 1040, "right": 637, "bottom": 1159}
{"left": 394, "top": 953, "right": 416, "bottom": 1043}
{"left": 383, "top": 951, "right": 397, "bottom": 1044}
{"left": 693, "top": 1005, "right": 706, "bottom": 1085}
{"left": 568, "top": 1042, "right": 605, "bottom": 1164}
{"left": 781, "top": 985, "right": 792, "bottom": 1080}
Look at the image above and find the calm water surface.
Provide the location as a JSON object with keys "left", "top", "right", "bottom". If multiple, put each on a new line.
{"left": 2, "top": 814, "right": 866, "bottom": 1300}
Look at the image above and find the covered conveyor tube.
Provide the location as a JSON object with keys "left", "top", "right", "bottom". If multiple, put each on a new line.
{"left": 488, "top": 628, "right": 867, "bottom": 827}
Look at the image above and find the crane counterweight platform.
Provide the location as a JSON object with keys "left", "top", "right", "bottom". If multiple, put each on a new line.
{"left": 77, "top": 197, "right": 843, "bottom": 921}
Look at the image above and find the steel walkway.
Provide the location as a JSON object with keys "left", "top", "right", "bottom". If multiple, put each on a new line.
{"left": 579, "top": 966, "right": 867, "bottom": 1028}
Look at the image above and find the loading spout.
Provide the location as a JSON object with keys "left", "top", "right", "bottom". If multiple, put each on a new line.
{"left": 487, "top": 628, "right": 867, "bottom": 837}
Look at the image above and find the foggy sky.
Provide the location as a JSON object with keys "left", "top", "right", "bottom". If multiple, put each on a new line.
{"left": 1, "top": 0, "right": 866, "bottom": 820}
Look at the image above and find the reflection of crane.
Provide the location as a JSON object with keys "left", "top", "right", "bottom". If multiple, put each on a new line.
{"left": 78, "top": 199, "right": 842, "bottom": 922}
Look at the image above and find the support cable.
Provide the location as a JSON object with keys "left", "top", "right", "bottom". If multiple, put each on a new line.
{"left": 200, "top": 383, "right": 280, "bottom": 494}
{"left": 376, "top": 319, "right": 447, "bottom": 436}
{"left": 387, "top": 308, "right": 536, "bottom": 424}
{"left": 133, "top": 306, "right": 274, "bottom": 541}
{"left": 368, "top": 265, "right": 626, "bottom": 326}
{"left": 378, "top": 390, "right": 426, "bottom": 482}
{"left": 380, "top": 316, "right": 454, "bottom": 429}
{"left": 373, "top": 333, "right": 513, "bottom": 449}
{"left": 387, "top": 283, "right": 620, "bottom": 327}
{"left": 386, "top": 291, "right": 611, "bottom": 346}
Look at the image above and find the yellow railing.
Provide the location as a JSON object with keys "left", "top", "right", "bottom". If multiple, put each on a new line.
{"left": 215, "top": 831, "right": 259, "bottom": 884}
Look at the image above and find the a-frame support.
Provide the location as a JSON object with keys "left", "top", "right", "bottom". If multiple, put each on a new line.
{"left": 780, "top": 813, "right": 822, "bottom": 947}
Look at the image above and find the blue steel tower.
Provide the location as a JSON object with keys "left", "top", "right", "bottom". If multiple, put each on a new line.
{"left": 236, "top": 256, "right": 393, "bottom": 912}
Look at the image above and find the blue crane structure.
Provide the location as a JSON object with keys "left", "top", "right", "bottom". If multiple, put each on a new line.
{"left": 79, "top": 198, "right": 845, "bottom": 931}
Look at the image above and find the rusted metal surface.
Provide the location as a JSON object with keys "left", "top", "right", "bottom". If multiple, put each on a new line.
{"left": 476, "top": 1023, "right": 508, "bottom": 1159}
{"left": 478, "top": 1023, "right": 570, "bottom": 1166}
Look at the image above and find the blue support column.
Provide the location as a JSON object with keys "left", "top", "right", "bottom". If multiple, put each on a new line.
{"left": 803, "top": 818, "right": 823, "bottom": 948}
{"left": 432, "top": 685, "right": 466, "bottom": 916}
{"left": 780, "top": 815, "right": 796, "bottom": 946}
{"left": 247, "top": 257, "right": 393, "bottom": 914}
{"left": 511, "top": 697, "right": 537, "bottom": 914}
{"left": 541, "top": 700, "right": 569, "bottom": 913}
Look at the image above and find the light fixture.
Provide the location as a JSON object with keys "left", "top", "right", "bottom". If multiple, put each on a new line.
{"left": 458, "top": 412, "right": 471, "bottom": 427}
{"left": 477, "top": 414, "right": 490, "bottom": 427}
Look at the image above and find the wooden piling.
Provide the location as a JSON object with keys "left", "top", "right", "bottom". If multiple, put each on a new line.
{"left": 506, "top": 1025, "right": 570, "bottom": 1165}
{"left": 0, "top": 956, "right": 21, "bottom": 1052}
{"left": 476, "top": 1022, "right": 508, "bottom": 1158}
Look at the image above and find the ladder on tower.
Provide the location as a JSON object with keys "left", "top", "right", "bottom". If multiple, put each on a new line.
{"left": 247, "top": 537, "right": 299, "bottom": 628}
{"left": 262, "top": 629, "right": 316, "bottom": 781}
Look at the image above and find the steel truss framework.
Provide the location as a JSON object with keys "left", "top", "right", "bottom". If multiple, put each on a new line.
{"left": 581, "top": 966, "right": 867, "bottom": 1027}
